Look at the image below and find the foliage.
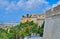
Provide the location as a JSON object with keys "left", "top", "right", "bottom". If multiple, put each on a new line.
{"left": 0, "top": 21, "right": 44, "bottom": 39}
{"left": 37, "top": 21, "right": 45, "bottom": 37}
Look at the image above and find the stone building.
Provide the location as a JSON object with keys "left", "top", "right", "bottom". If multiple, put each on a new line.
{"left": 43, "top": 5, "right": 60, "bottom": 39}
{"left": 21, "top": 14, "right": 45, "bottom": 27}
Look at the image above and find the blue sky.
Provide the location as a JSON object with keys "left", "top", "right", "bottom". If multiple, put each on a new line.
{"left": 0, "top": 0, "right": 60, "bottom": 22}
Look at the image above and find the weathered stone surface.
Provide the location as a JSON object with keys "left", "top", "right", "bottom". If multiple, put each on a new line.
{"left": 43, "top": 5, "right": 60, "bottom": 39}
{"left": 46, "top": 5, "right": 60, "bottom": 18}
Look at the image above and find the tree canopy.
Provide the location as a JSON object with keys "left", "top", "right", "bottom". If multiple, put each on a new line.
{"left": 0, "top": 21, "right": 44, "bottom": 39}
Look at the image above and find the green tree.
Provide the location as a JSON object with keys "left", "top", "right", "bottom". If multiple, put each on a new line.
{"left": 37, "top": 21, "right": 45, "bottom": 37}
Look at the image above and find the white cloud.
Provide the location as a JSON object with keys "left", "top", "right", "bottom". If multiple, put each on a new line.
{"left": 18, "top": 0, "right": 49, "bottom": 10}
{"left": 0, "top": 0, "right": 50, "bottom": 13}
{"left": 0, "top": 0, "right": 9, "bottom": 9}
{"left": 52, "top": 1, "right": 60, "bottom": 8}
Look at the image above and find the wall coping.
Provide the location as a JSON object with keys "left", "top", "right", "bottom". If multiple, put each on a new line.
{"left": 45, "top": 5, "right": 60, "bottom": 18}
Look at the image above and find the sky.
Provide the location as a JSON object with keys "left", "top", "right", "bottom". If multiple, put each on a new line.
{"left": 0, "top": 0, "right": 60, "bottom": 22}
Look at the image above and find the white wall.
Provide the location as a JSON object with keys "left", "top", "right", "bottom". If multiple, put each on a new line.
{"left": 43, "top": 15, "right": 60, "bottom": 39}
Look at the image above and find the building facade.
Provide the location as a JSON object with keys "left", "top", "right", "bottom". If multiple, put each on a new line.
{"left": 21, "top": 14, "right": 45, "bottom": 27}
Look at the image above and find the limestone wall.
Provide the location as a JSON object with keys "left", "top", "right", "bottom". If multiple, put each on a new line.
{"left": 46, "top": 5, "right": 60, "bottom": 18}
{"left": 43, "top": 5, "right": 60, "bottom": 39}
{"left": 37, "top": 19, "right": 45, "bottom": 27}
{"left": 43, "top": 15, "right": 60, "bottom": 39}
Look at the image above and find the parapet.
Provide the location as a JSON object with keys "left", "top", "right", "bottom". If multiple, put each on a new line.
{"left": 46, "top": 5, "right": 60, "bottom": 18}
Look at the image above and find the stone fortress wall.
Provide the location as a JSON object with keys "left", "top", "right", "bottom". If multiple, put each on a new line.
{"left": 46, "top": 5, "right": 60, "bottom": 18}
{"left": 43, "top": 5, "right": 60, "bottom": 39}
